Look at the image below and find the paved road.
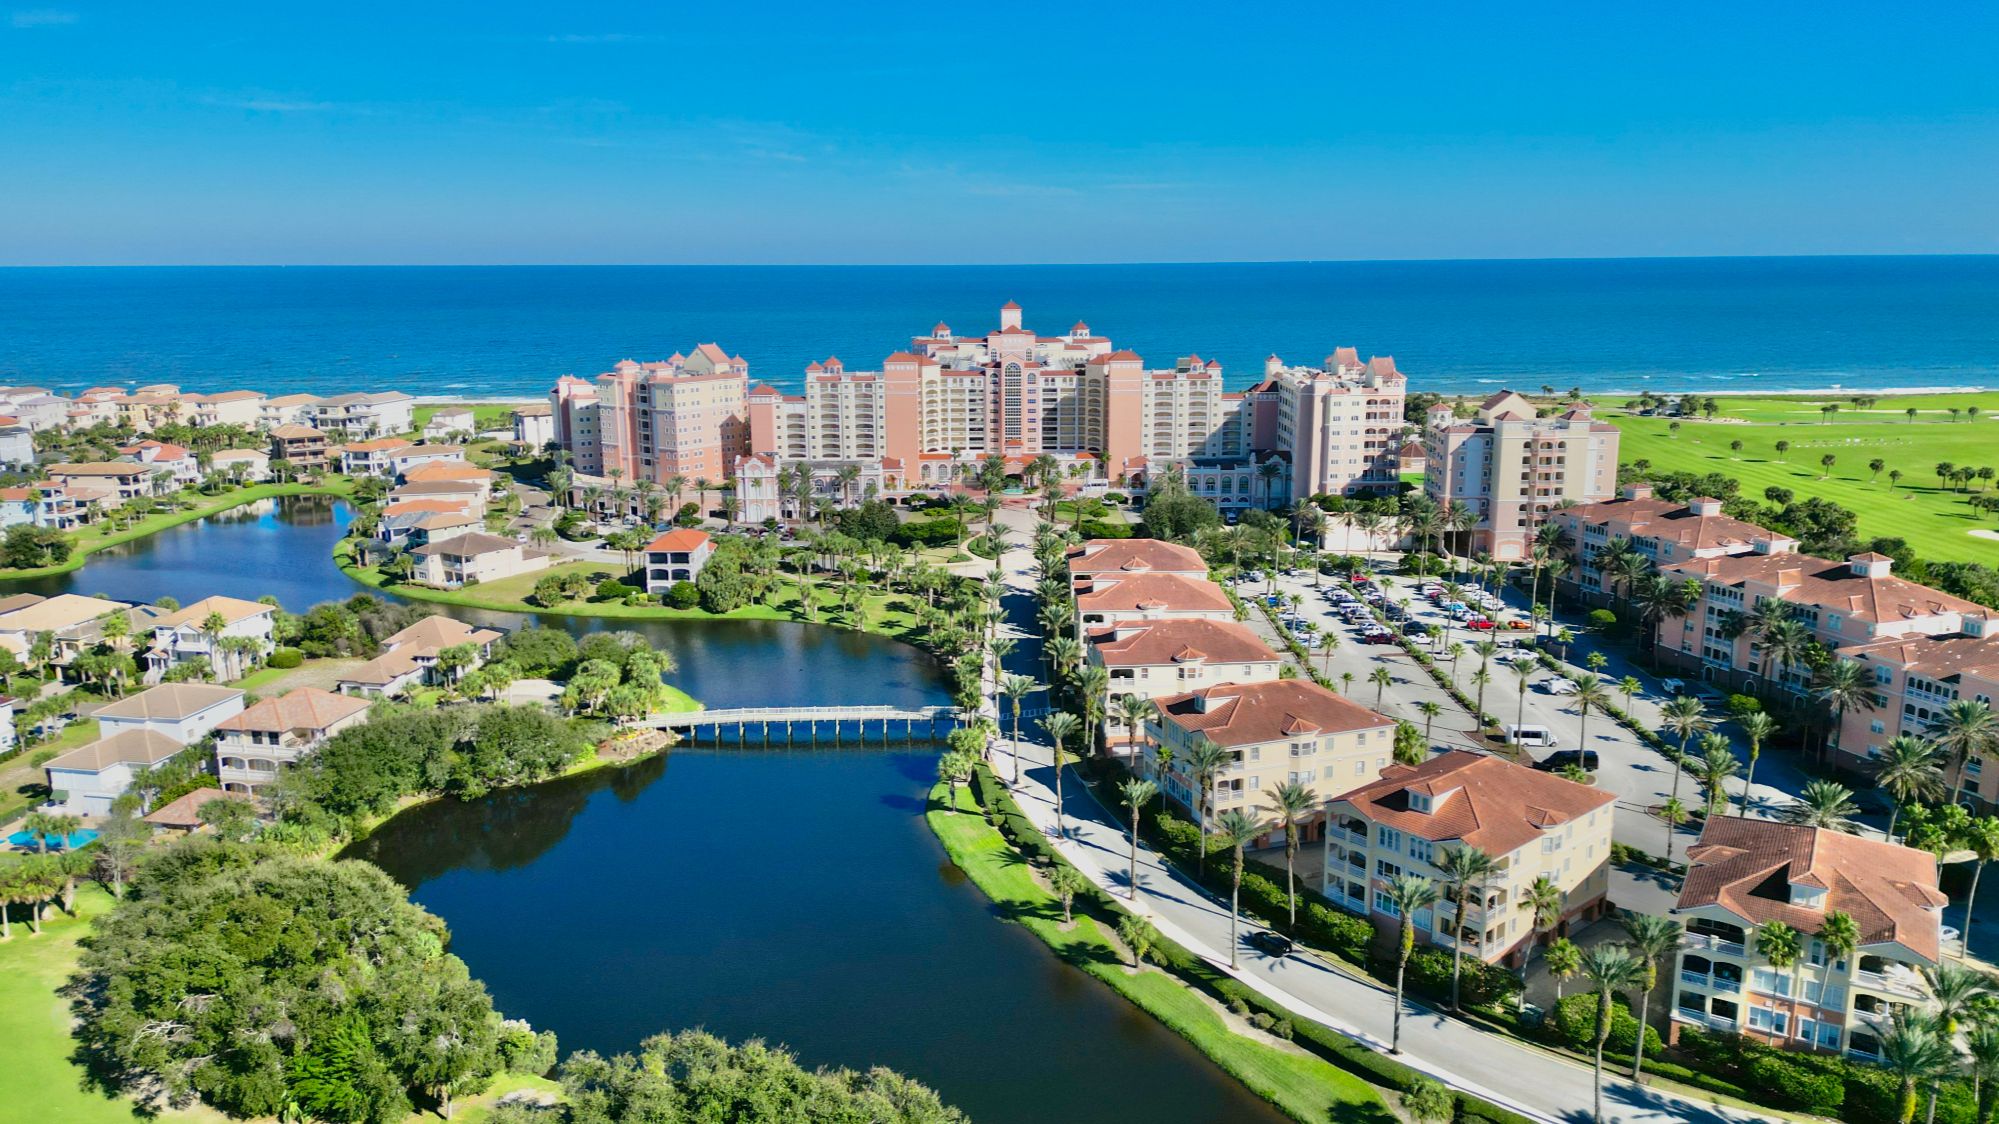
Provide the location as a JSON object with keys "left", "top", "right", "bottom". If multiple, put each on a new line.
{"left": 981, "top": 514, "right": 1775, "bottom": 1124}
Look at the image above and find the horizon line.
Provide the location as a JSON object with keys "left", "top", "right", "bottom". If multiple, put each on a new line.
{"left": 2, "top": 251, "right": 1996, "bottom": 270}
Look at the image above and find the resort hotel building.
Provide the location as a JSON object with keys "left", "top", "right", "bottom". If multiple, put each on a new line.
{"left": 547, "top": 303, "right": 1411, "bottom": 520}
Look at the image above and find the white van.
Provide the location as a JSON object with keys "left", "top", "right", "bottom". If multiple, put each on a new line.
{"left": 1502, "top": 724, "right": 1557, "bottom": 748}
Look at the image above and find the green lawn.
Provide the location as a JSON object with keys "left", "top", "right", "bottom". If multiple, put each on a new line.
{"left": 927, "top": 783, "right": 1391, "bottom": 1124}
{"left": 1606, "top": 394, "right": 1999, "bottom": 563}
{"left": 0, "top": 717, "right": 100, "bottom": 827}
{"left": 0, "top": 884, "right": 561, "bottom": 1124}
{"left": 336, "top": 545, "right": 926, "bottom": 644}
{"left": 410, "top": 402, "right": 523, "bottom": 433}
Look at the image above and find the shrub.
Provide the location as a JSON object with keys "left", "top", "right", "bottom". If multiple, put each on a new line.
{"left": 1725, "top": 693, "right": 1764, "bottom": 719}
{"left": 1747, "top": 1052, "right": 1844, "bottom": 1115}
{"left": 893, "top": 519, "right": 962, "bottom": 548}
{"left": 1586, "top": 608, "right": 1619, "bottom": 630}
{"left": 1550, "top": 991, "right": 1661, "bottom": 1058}
{"left": 1403, "top": 947, "right": 1522, "bottom": 1009}
{"left": 665, "top": 581, "right": 700, "bottom": 609}
{"left": 268, "top": 646, "right": 303, "bottom": 669}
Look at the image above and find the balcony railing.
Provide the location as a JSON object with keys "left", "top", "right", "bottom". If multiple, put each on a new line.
{"left": 1672, "top": 1009, "right": 1737, "bottom": 1032}
{"left": 1683, "top": 932, "right": 1746, "bottom": 957}
{"left": 1854, "top": 968, "right": 1929, "bottom": 1000}
{"left": 1680, "top": 969, "right": 1710, "bottom": 988}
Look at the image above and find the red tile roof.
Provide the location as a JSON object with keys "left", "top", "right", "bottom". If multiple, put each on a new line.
{"left": 645, "top": 529, "right": 712, "bottom": 553}
{"left": 1088, "top": 619, "right": 1279, "bottom": 668}
{"left": 1334, "top": 751, "right": 1614, "bottom": 855}
{"left": 1155, "top": 680, "right": 1392, "bottom": 749}
{"left": 1678, "top": 817, "right": 1946, "bottom": 961}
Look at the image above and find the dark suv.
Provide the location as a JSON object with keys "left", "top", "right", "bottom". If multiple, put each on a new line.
{"left": 1534, "top": 749, "right": 1601, "bottom": 773}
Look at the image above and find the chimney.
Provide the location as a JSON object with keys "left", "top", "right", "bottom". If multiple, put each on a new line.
{"left": 1623, "top": 483, "right": 1654, "bottom": 501}
{"left": 999, "top": 301, "right": 1023, "bottom": 331}
{"left": 1687, "top": 496, "right": 1722, "bottom": 517}
{"left": 1848, "top": 552, "right": 1894, "bottom": 578}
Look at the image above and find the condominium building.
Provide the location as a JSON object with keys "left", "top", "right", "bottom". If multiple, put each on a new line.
{"left": 1552, "top": 484, "right": 1796, "bottom": 602}
{"left": 1829, "top": 631, "right": 1999, "bottom": 800}
{"left": 1085, "top": 619, "right": 1283, "bottom": 748}
{"left": 311, "top": 392, "right": 415, "bottom": 438}
{"left": 1072, "top": 572, "right": 1236, "bottom": 634}
{"left": 1654, "top": 547, "right": 1987, "bottom": 694}
{"left": 1065, "top": 537, "right": 1208, "bottom": 580}
{"left": 1145, "top": 679, "right": 1397, "bottom": 850}
{"left": 1668, "top": 817, "right": 1945, "bottom": 1059}
{"left": 1423, "top": 391, "right": 1620, "bottom": 561}
{"left": 1325, "top": 751, "right": 1614, "bottom": 965}
{"left": 565, "top": 345, "right": 752, "bottom": 486}
{"left": 1267, "top": 350, "right": 1409, "bottom": 498}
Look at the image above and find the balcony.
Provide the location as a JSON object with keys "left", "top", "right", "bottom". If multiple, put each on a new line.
{"left": 1854, "top": 968, "right": 1929, "bottom": 1000}
{"left": 1672, "top": 1009, "right": 1738, "bottom": 1032}
{"left": 1684, "top": 932, "right": 1746, "bottom": 957}
{"left": 1680, "top": 969, "right": 1711, "bottom": 988}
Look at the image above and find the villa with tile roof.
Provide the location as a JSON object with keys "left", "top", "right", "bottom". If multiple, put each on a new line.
{"left": 337, "top": 615, "right": 504, "bottom": 696}
{"left": 640, "top": 529, "right": 714, "bottom": 593}
{"left": 411, "top": 532, "right": 550, "bottom": 589}
{"left": 44, "top": 728, "right": 191, "bottom": 816}
{"left": 213, "top": 687, "right": 374, "bottom": 795}
{"left": 1086, "top": 619, "right": 1281, "bottom": 749}
{"left": 1326, "top": 751, "right": 1615, "bottom": 965}
{"left": 1065, "top": 537, "right": 1209, "bottom": 579}
{"left": 145, "top": 595, "right": 276, "bottom": 681}
{"left": 1072, "top": 572, "right": 1237, "bottom": 635}
{"left": 1668, "top": 817, "right": 1947, "bottom": 1058}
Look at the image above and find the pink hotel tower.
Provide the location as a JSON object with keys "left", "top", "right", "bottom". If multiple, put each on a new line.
{"left": 551, "top": 304, "right": 1412, "bottom": 521}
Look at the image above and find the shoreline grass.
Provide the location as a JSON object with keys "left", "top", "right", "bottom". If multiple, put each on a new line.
{"left": 924, "top": 781, "right": 1392, "bottom": 1124}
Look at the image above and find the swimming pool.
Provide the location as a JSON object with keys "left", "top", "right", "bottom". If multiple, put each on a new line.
{"left": 6, "top": 828, "right": 99, "bottom": 851}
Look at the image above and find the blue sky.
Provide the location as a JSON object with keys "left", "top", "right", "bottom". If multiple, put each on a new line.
{"left": 2, "top": 3, "right": 1995, "bottom": 264}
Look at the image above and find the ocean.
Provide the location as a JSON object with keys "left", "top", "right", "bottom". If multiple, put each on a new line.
{"left": 1, "top": 257, "right": 1994, "bottom": 400}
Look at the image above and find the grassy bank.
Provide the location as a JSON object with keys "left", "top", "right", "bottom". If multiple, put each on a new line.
{"left": 0, "top": 480, "right": 358, "bottom": 581}
{"left": 335, "top": 541, "right": 927, "bottom": 645}
{"left": 0, "top": 884, "right": 559, "bottom": 1124}
{"left": 1605, "top": 393, "right": 1999, "bottom": 563}
{"left": 925, "top": 782, "right": 1393, "bottom": 1124}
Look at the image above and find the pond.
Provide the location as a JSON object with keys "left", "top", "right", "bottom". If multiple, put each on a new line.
{"left": 4, "top": 496, "right": 1288, "bottom": 1123}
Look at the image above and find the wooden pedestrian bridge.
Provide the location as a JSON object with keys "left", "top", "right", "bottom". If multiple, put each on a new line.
{"left": 643, "top": 704, "right": 966, "bottom": 745}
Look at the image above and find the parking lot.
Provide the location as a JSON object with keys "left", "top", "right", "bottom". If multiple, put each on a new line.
{"left": 1232, "top": 562, "right": 1816, "bottom": 860}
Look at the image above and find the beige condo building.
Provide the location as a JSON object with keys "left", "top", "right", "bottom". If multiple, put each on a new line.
{"left": 1423, "top": 391, "right": 1620, "bottom": 560}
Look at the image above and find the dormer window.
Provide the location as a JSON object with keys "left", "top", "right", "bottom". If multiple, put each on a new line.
{"left": 1789, "top": 884, "right": 1828, "bottom": 909}
{"left": 1408, "top": 791, "right": 1432, "bottom": 813}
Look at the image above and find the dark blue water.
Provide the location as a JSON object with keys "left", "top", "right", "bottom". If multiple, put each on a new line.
{"left": 2, "top": 258, "right": 1994, "bottom": 397}
{"left": 349, "top": 751, "right": 1288, "bottom": 1124}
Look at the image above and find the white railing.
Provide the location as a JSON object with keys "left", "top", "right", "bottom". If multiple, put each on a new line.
{"left": 1683, "top": 932, "right": 1746, "bottom": 957}
{"left": 1854, "top": 968, "right": 1929, "bottom": 1000}
{"left": 651, "top": 705, "right": 962, "bottom": 728}
{"left": 1672, "top": 1009, "right": 1737, "bottom": 1032}
{"left": 1679, "top": 970, "right": 1709, "bottom": 988}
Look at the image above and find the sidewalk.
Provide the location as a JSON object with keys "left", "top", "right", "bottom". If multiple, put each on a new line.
{"left": 983, "top": 527, "right": 1777, "bottom": 1124}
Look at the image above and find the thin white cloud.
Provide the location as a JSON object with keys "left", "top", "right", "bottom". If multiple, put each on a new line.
{"left": 204, "top": 95, "right": 338, "bottom": 113}
{"left": 10, "top": 9, "right": 76, "bottom": 28}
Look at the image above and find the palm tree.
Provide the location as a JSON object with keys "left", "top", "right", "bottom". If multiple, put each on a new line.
{"left": 1657, "top": 798, "right": 1690, "bottom": 865}
{"left": 1959, "top": 817, "right": 1999, "bottom": 958}
{"left": 1731, "top": 710, "right": 1776, "bottom": 817}
{"left": 1782, "top": 780, "right": 1862, "bottom": 832}
{"left": 1754, "top": 920, "right": 1803, "bottom": 1044}
{"left": 1417, "top": 700, "right": 1443, "bottom": 744}
{"left": 1881, "top": 1013, "right": 1953, "bottom": 1124}
{"left": 1266, "top": 780, "right": 1316, "bottom": 926}
{"left": 1935, "top": 699, "right": 1999, "bottom": 805}
{"left": 1370, "top": 665, "right": 1394, "bottom": 708}
{"left": 1384, "top": 873, "right": 1442, "bottom": 1053}
{"left": 1437, "top": 845, "right": 1495, "bottom": 1011}
{"left": 936, "top": 751, "right": 975, "bottom": 812}
{"left": 21, "top": 811, "right": 78, "bottom": 854}
{"left": 1875, "top": 734, "right": 1946, "bottom": 838}
{"left": 1040, "top": 711, "right": 1080, "bottom": 838}
{"left": 1116, "top": 693, "right": 1153, "bottom": 757}
{"left": 1658, "top": 695, "right": 1711, "bottom": 815}
{"left": 1213, "top": 810, "right": 1264, "bottom": 968}
{"left": 1118, "top": 778, "right": 1158, "bottom": 900}
{"left": 1075, "top": 664, "right": 1110, "bottom": 754}
{"left": 1516, "top": 874, "right": 1564, "bottom": 1010}
{"left": 1815, "top": 658, "right": 1874, "bottom": 763}
{"left": 1185, "top": 738, "right": 1233, "bottom": 876}
{"left": 1620, "top": 914, "right": 1683, "bottom": 1082}
{"left": 1967, "top": 1024, "right": 1999, "bottom": 1120}
{"left": 1545, "top": 937, "right": 1583, "bottom": 1003}
{"left": 1570, "top": 673, "right": 1609, "bottom": 756}
{"left": 998, "top": 673, "right": 1041, "bottom": 783}
{"left": 1580, "top": 943, "right": 1647, "bottom": 1123}
{"left": 1697, "top": 733, "right": 1741, "bottom": 816}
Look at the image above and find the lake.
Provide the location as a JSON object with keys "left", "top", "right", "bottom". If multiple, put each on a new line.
{"left": 6, "top": 496, "right": 1287, "bottom": 1124}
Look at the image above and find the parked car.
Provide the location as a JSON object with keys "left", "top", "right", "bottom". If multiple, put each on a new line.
{"left": 1659, "top": 678, "right": 1687, "bottom": 695}
{"left": 1404, "top": 621, "right": 1432, "bottom": 636}
{"left": 1544, "top": 678, "right": 1579, "bottom": 695}
{"left": 1466, "top": 618, "right": 1496, "bottom": 631}
{"left": 1502, "top": 724, "right": 1558, "bottom": 748}
{"left": 1501, "top": 620, "right": 1533, "bottom": 631}
{"left": 1248, "top": 930, "right": 1295, "bottom": 957}
{"left": 1534, "top": 749, "right": 1601, "bottom": 773}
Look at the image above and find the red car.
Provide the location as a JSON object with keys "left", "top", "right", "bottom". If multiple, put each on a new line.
{"left": 1363, "top": 629, "right": 1396, "bottom": 644}
{"left": 1466, "top": 618, "right": 1496, "bottom": 631}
